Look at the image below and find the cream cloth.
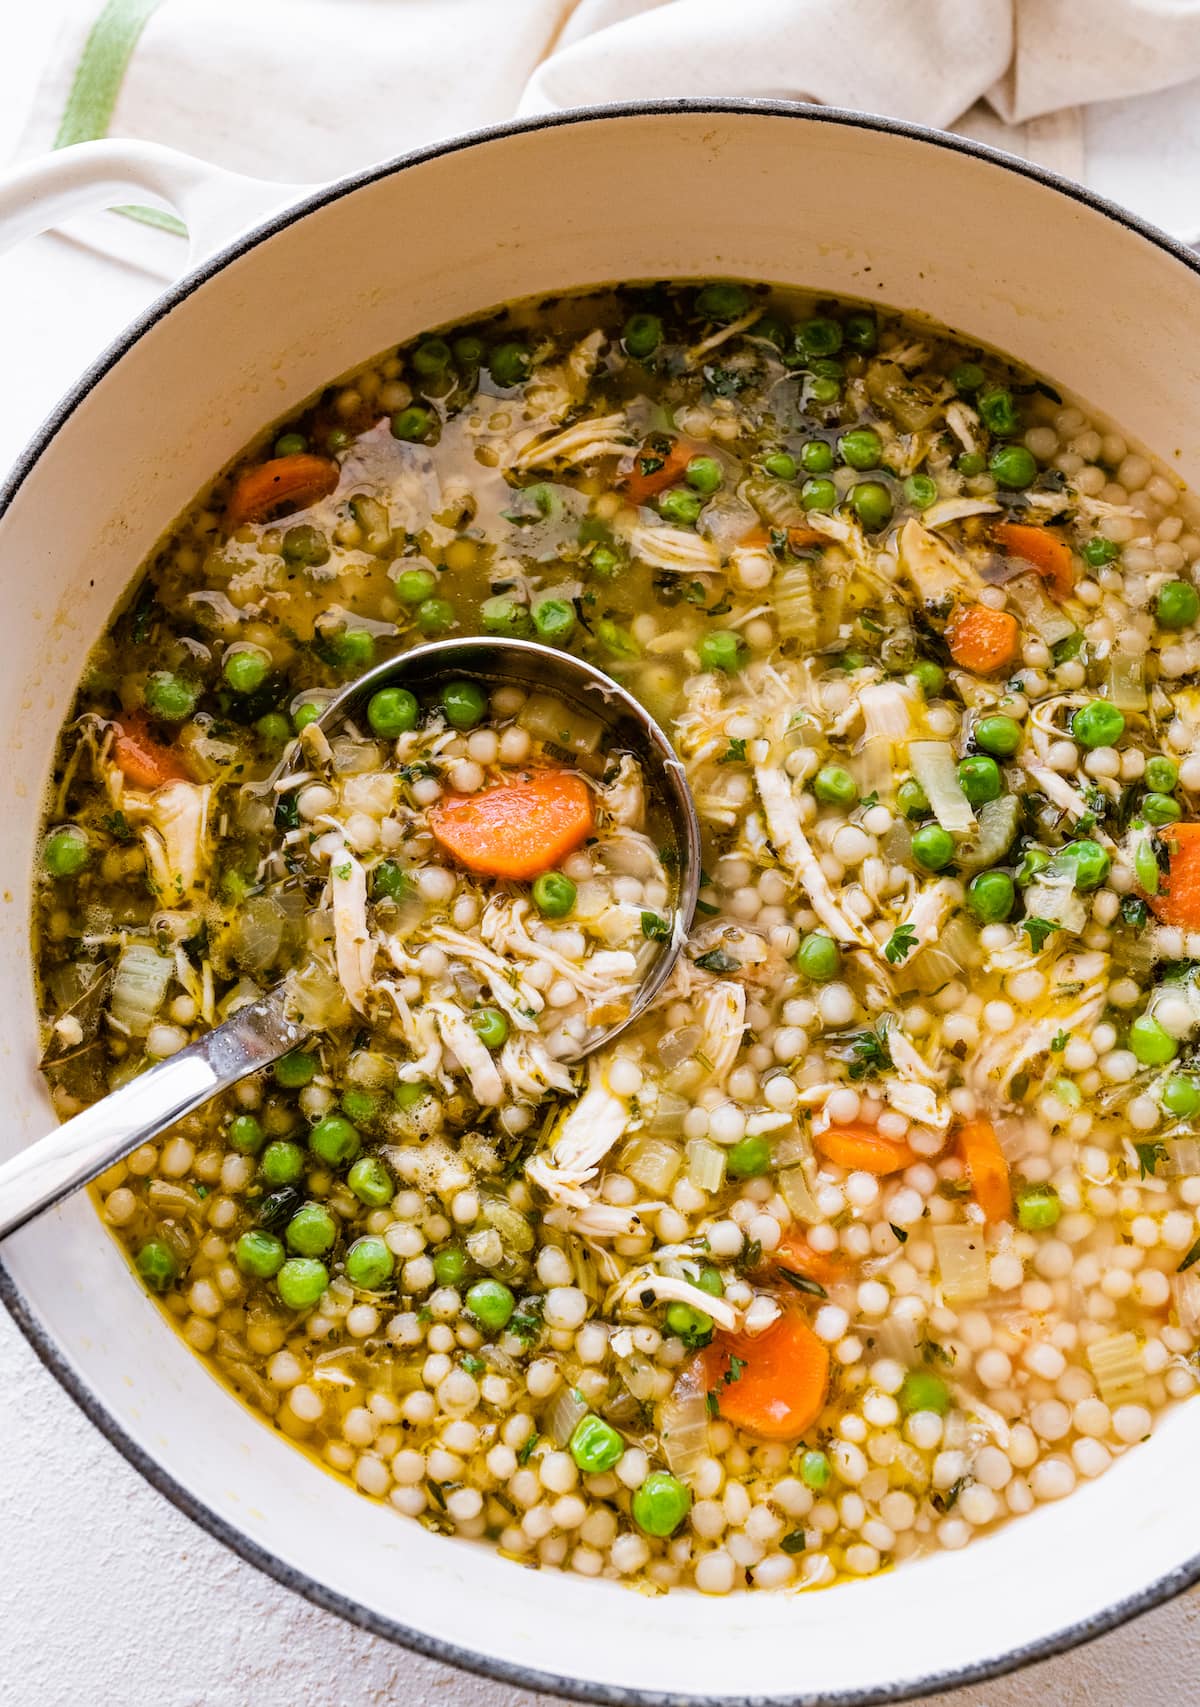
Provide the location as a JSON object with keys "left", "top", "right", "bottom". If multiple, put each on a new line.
{"left": 15, "top": 0, "right": 1200, "bottom": 261}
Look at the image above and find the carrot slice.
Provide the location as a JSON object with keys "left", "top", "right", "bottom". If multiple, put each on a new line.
{"left": 994, "top": 522, "right": 1074, "bottom": 601}
{"left": 1148, "top": 822, "right": 1200, "bottom": 928}
{"left": 227, "top": 454, "right": 339, "bottom": 526}
{"left": 773, "top": 1229, "right": 846, "bottom": 1288}
{"left": 946, "top": 603, "right": 1020, "bottom": 674}
{"left": 429, "top": 770, "right": 594, "bottom": 881}
{"left": 814, "top": 1120, "right": 916, "bottom": 1176}
{"left": 622, "top": 438, "right": 696, "bottom": 505}
{"left": 701, "top": 1307, "right": 831, "bottom": 1441}
{"left": 957, "top": 1118, "right": 1012, "bottom": 1223}
{"left": 110, "top": 716, "right": 189, "bottom": 789}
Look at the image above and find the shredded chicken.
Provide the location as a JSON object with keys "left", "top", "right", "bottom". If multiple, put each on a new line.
{"left": 510, "top": 411, "right": 632, "bottom": 472}
{"left": 330, "top": 853, "right": 374, "bottom": 1013}
{"left": 526, "top": 1075, "right": 630, "bottom": 1208}
{"left": 607, "top": 1265, "right": 742, "bottom": 1332}
{"left": 122, "top": 779, "right": 212, "bottom": 903}
{"left": 432, "top": 1000, "right": 504, "bottom": 1106}
{"left": 755, "top": 766, "right": 878, "bottom": 952}
{"left": 626, "top": 523, "right": 722, "bottom": 574}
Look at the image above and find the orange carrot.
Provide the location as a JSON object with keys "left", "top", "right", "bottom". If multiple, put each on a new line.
{"left": 946, "top": 603, "right": 1020, "bottom": 674}
{"left": 814, "top": 1120, "right": 916, "bottom": 1176}
{"left": 773, "top": 1229, "right": 846, "bottom": 1288}
{"left": 701, "top": 1307, "right": 831, "bottom": 1441}
{"left": 994, "top": 521, "right": 1074, "bottom": 601}
{"left": 110, "top": 716, "right": 189, "bottom": 790}
{"left": 227, "top": 454, "right": 339, "bottom": 526}
{"left": 957, "top": 1118, "right": 1012, "bottom": 1223}
{"left": 739, "top": 521, "right": 823, "bottom": 553}
{"left": 429, "top": 769, "right": 594, "bottom": 881}
{"left": 621, "top": 438, "right": 697, "bottom": 505}
{"left": 1148, "top": 822, "right": 1200, "bottom": 929}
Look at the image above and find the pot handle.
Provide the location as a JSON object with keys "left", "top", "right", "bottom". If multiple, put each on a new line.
{"left": 0, "top": 138, "right": 317, "bottom": 266}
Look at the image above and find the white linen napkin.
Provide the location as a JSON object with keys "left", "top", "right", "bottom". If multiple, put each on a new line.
{"left": 15, "top": 0, "right": 1200, "bottom": 273}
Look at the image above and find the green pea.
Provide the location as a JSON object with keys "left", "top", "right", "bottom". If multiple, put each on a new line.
{"left": 1071, "top": 699, "right": 1125, "bottom": 750}
{"left": 1081, "top": 536, "right": 1120, "bottom": 568}
{"left": 1050, "top": 839, "right": 1110, "bottom": 893}
{"left": 274, "top": 431, "right": 307, "bottom": 456}
{"left": 796, "top": 316, "right": 843, "bottom": 358}
{"left": 978, "top": 387, "right": 1019, "bottom": 436}
{"left": 453, "top": 334, "right": 485, "bottom": 367}
{"left": 989, "top": 445, "right": 1037, "bottom": 490}
{"left": 904, "top": 473, "right": 938, "bottom": 511}
{"left": 798, "top": 440, "right": 833, "bottom": 476}
{"left": 367, "top": 687, "right": 418, "bottom": 737}
{"left": 849, "top": 481, "right": 893, "bottom": 531}
{"left": 1129, "top": 1013, "right": 1178, "bottom": 1067}
{"left": 569, "top": 1413, "right": 625, "bottom": 1473}
{"left": 144, "top": 670, "right": 198, "bottom": 722}
{"left": 588, "top": 545, "right": 622, "bottom": 581}
{"left": 390, "top": 404, "right": 437, "bottom": 442}
{"left": 684, "top": 456, "right": 722, "bottom": 496}
{"left": 632, "top": 1471, "right": 692, "bottom": 1538}
{"left": 623, "top": 313, "right": 663, "bottom": 359}
{"left": 910, "top": 660, "right": 946, "bottom": 699}
{"left": 481, "top": 594, "right": 533, "bottom": 639}
{"left": 532, "top": 872, "right": 576, "bottom": 918}
{"left": 838, "top": 651, "right": 867, "bottom": 674}
{"left": 347, "top": 1155, "right": 394, "bottom": 1207}
{"left": 465, "top": 1278, "right": 516, "bottom": 1333}
{"left": 228, "top": 1114, "right": 266, "bottom": 1156}
{"left": 966, "top": 870, "right": 1015, "bottom": 923}
{"left": 957, "top": 755, "right": 1002, "bottom": 806}
{"left": 1157, "top": 580, "right": 1200, "bottom": 630}
{"left": 974, "top": 715, "right": 1023, "bottom": 758}
{"left": 752, "top": 314, "right": 789, "bottom": 350}
{"left": 255, "top": 712, "right": 292, "bottom": 747}
{"left": 912, "top": 824, "right": 955, "bottom": 872}
{"left": 329, "top": 627, "right": 375, "bottom": 671}
{"left": 1145, "top": 756, "right": 1179, "bottom": 793}
{"left": 470, "top": 1007, "right": 509, "bottom": 1050}
{"left": 275, "top": 1051, "right": 318, "bottom": 1088}
{"left": 433, "top": 1246, "right": 469, "bottom": 1288}
{"left": 698, "top": 630, "right": 746, "bottom": 673}
{"left": 763, "top": 451, "right": 798, "bottom": 480}
{"left": 235, "top": 1230, "right": 285, "bottom": 1279}
{"left": 898, "top": 1370, "right": 950, "bottom": 1416}
{"left": 813, "top": 764, "right": 858, "bottom": 807}
{"left": 664, "top": 1302, "right": 713, "bottom": 1347}
{"left": 1144, "top": 792, "right": 1182, "bottom": 825}
{"left": 223, "top": 646, "right": 270, "bottom": 694}
{"left": 340, "top": 1087, "right": 377, "bottom": 1126}
{"left": 326, "top": 427, "right": 351, "bottom": 452}
{"left": 292, "top": 702, "right": 321, "bottom": 731}
{"left": 1015, "top": 1184, "right": 1061, "bottom": 1232}
{"left": 411, "top": 337, "right": 452, "bottom": 377}
{"left": 259, "top": 1140, "right": 304, "bottom": 1187}
{"left": 308, "top": 1114, "right": 361, "bottom": 1168}
{"left": 1016, "top": 847, "right": 1050, "bottom": 886}
{"left": 658, "top": 488, "right": 703, "bottom": 525}
{"left": 345, "top": 1235, "right": 394, "bottom": 1290}
{"left": 394, "top": 566, "right": 438, "bottom": 604}
{"left": 372, "top": 859, "right": 411, "bottom": 903}
{"left": 135, "top": 1239, "right": 179, "bottom": 1293}
{"left": 533, "top": 599, "right": 576, "bottom": 645}
{"left": 696, "top": 282, "right": 751, "bottom": 321}
{"left": 696, "top": 1267, "right": 724, "bottom": 1298}
{"left": 285, "top": 1203, "right": 337, "bottom": 1257}
{"left": 838, "top": 427, "right": 882, "bottom": 470}
{"left": 1161, "top": 1074, "right": 1200, "bottom": 1118}
{"left": 800, "top": 477, "right": 837, "bottom": 512}
{"left": 727, "top": 1135, "right": 771, "bottom": 1178}
{"left": 395, "top": 1081, "right": 432, "bottom": 1111}
{"left": 799, "top": 1449, "right": 831, "bottom": 1491}
{"left": 1134, "top": 836, "right": 1160, "bottom": 896}
{"left": 796, "top": 932, "right": 841, "bottom": 983}
{"left": 489, "top": 342, "right": 531, "bottom": 388}
{"left": 43, "top": 826, "right": 90, "bottom": 878}
{"left": 951, "top": 361, "right": 986, "bottom": 395}
{"left": 276, "top": 1257, "right": 329, "bottom": 1312}
{"left": 281, "top": 523, "right": 330, "bottom": 567}
{"left": 416, "top": 597, "right": 455, "bottom": 636}
{"left": 956, "top": 451, "right": 986, "bottom": 478}
{"left": 441, "top": 679, "right": 487, "bottom": 730}
{"left": 843, "top": 311, "right": 877, "bottom": 352}
{"left": 897, "top": 778, "right": 930, "bottom": 820}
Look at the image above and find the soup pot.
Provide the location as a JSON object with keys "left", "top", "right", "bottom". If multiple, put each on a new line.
{"left": 1, "top": 101, "right": 1199, "bottom": 1705}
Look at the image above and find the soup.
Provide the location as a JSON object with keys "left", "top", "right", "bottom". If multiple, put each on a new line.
{"left": 33, "top": 282, "right": 1200, "bottom": 1595}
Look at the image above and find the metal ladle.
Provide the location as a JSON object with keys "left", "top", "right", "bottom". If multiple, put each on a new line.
{"left": 0, "top": 637, "right": 700, "bottom": 1239}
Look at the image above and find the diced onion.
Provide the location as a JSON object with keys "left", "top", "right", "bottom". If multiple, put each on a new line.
{"left": 660, "top": 1363, "right": 709, "bottom": 1478}
{"left": 621, "top": 1135, "right": 683, "bottom": 1195}
{"left": 1022, "top": 876, "right": 1087, "bottom": 936}
{"left": 780, "top": 1166, "right": 820, "bottom": 1223}
{"left": 1086, "top": 1331, "right": 1147, "bottom": 1406}
{"left": 909, "top": 742, "right": 975, "bottom": 836}
{"left": 647, "top": 1091, "right": 690, "bottom": 1137}
{"left": 774, "top": 560, "right": 818, "bottom": 646}
{"left": 686, "top": 1137, "right": 727, "bottom": 1194}
{"left": 1004, "top": 574, "right": 1075, "bottom": 646}
{"left": 110, "top": 942, "right": 173, "bottom": 1038}
{"left": 954, "top": 794, "right": 1020, "bottom": 875}
{"left": 546, "top": 1384, "right": 589, "bottom": 1447}
{"left": 618, "top": 1353, "right": 658, "bottom": 1402}
{"left": 875, "top": 1311, "right": 921, "bottom": 1365}
{"left": 518, "top": 692, "right": 603, "bottom": 755}
{"left": 933, "top": 1224, "right": 989, "bottom": 1305}
{"left": 657, "top": 1026, "right": 702, "bottom": 1072}
{"left": 1162, "top": 1137, "right": 1200, "bottom": 1178}
{"left": 860, "top": 682, "right": 916, "bottom": 744}
{"left": 1104, "top": 645, "right": 1148, "bottom": 712}
{"left": 1173, "top": 1270, "right": 1200, "bottom": 1334}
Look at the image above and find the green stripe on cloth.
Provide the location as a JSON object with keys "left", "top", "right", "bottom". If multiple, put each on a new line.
{"left": 54, "top": 0, "right": 186, "bottom": 237}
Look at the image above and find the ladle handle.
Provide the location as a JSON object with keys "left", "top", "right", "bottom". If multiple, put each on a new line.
{"left": 0, "top": 987, "right": 308, "bottom": 1240}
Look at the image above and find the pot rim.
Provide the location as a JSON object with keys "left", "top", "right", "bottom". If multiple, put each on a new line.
{"left": 3, "top": 96, "right": 1199, "bottom": 1706}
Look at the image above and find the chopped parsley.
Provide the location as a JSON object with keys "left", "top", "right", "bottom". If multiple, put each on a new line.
{"left": 1050, "top": 1030, "right": 1070, "bottom": 1052}
{"left": 640, "top": 911, "right": 672, "bottom": 942}
{"left": 884, "top": 923, "right": 918, "bottom": 965}
{"left": 695, "top": 947, "right": 741, "bottom": 974}
{"left": 1179, "top": 1236, "right": 1200, "bottom": 1274}
{"left": 780, "top": 1530, "right": 807, "bottom": 1555}
{"left": 1023, "top": 917, "right": 1061, "bottom": 952}
{"left": 1135, "top": 1141, "right": 1167, "bottom": 1180}
{"left": 847, "top": 1026, "right": 894, "bottom": 1081}
{"left": 719, "top": 738, "right": 747, "bottom": 764}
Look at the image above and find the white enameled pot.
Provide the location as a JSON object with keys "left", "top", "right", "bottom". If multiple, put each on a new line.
{"left": 1, "top": 103, "right": 1199, "bottom": 1706}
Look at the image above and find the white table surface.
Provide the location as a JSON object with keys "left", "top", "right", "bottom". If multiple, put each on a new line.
{"left": 4, "top": 13, "right": 1200, "bottom": 1704}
